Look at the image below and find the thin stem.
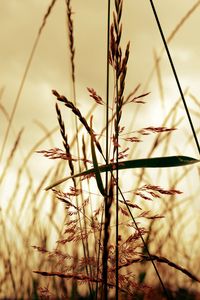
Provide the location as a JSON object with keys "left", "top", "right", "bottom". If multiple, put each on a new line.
{"left": 65, "top": 1, "right": 93, "bottom": 295}
{"left": 115, "top": 83, "right": 119, "bottom": 299}
{"left": 102, "top": 0, "right": 111, "bottom": 299}
{"left": 0, "top": 0, "right": 57, "bottom": 163}
{"left": 115, "top": 27, "right": 120, "bottom": 300}
{"left": 149, "top": 0, "right": 200, "bottom": 156}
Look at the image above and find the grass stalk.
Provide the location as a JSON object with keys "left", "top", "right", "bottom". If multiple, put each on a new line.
{"left": 0, "top": 0, "right": 57, "bottom": 163}
{"left": 65, "top": 1, "right": 94, "bottom": 295}
{"left": 102, "top": 0, "right": 111, "bottom": 297}
{"left": 149, "top": 0, "right": 200, "bottom": 155}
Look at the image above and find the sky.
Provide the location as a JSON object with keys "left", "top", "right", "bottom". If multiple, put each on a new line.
{"left": 1, "top": 0, "right": 200, "bottom": 141}
{"left": 0, "top": 0, "right": 200, "bottom": 202}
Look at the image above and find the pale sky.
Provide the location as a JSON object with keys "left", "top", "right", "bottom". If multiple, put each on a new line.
{"left": 1, "top": 0, "right": 200, "bottom": 140}
{"left": 0, "top": 0, "right": 200, "bottom": 190}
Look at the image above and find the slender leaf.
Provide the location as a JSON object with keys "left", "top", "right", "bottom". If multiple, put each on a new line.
{"left": 45, "top": 155, "right": 199, "bottom": 190}
{"left": 90, "top": 116, "right": 105, "bottom": 196}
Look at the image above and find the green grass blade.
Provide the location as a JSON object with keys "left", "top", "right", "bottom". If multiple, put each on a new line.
{"left": 90, "top": 116, "right": 105, "bottom": 196}
{"left": 45, "top": 155, "right": 199, "bottom": 190}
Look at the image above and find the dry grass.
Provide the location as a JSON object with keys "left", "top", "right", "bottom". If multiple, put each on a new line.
{"left": 0, "top": 1, "right": 200, "bottom": 300}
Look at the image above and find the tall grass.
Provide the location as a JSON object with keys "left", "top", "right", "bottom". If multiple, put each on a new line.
{"left": 0, "top": 1, "right": 200, "bottom": 299}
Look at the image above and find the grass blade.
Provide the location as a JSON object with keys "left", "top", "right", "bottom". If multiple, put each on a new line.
{"left": 45, "top": 155, "right": 199, "bottom": 190}
{"left": 90, "top": 116, "right": 105, "bottom": 196}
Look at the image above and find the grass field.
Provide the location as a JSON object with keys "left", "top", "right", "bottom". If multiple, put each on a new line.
{"left": 0, "top": 1, "right": 200, "bottom": 299}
